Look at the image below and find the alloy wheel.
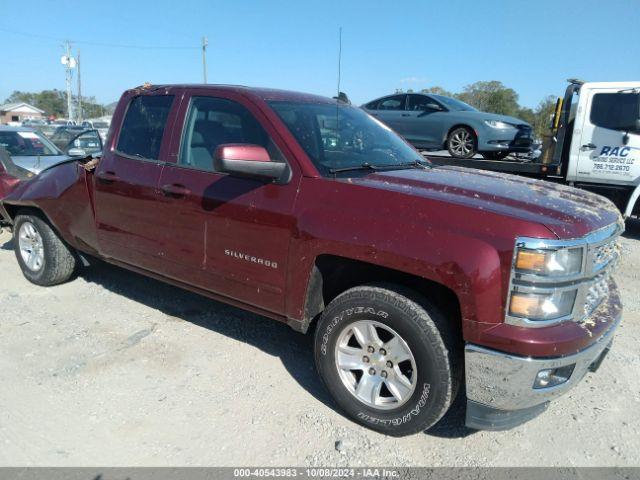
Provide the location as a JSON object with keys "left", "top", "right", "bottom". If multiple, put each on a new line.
{"left": 334, "top": 320, "right": 417, "bottom": 410}
{"left": 18, "top": 221, "right": 44, "bottom": 272}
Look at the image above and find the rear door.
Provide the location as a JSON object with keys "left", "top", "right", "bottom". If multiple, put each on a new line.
{"left": 368, "top": 94, "right": 407, "bottom": 134}
{"left": 572, "top": 86, "right": 640, "bottom": 186}
{"left": 155, "top": 90, "right": 301, "bottom": 314}
{"left": 94, "top": 93, "right": 178, "bottom": 272}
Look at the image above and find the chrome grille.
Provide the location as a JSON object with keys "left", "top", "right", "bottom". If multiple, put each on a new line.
{"left": 593, "top": 239, "right": 620, "bottom": 270}
{"left": 583, "top": 273, "right": 610, "bottom": 318}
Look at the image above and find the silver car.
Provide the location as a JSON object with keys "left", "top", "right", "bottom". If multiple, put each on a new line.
{"left": 0, "top": 126, "right": 102, "bottom": 174}
{"left": 363, "top": 93, "right": 533, "bottom": 159}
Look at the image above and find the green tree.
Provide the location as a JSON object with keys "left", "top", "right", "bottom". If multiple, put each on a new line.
{"left": 5, "top": 90, "right": 67, "bottom": 117}
{"left": 421, "top": 86, "right": 454, "bottom": 97}
{"left": 456, "top": 81, "right": 520, "bottom": 116}
{"left": 532, "top": 95, "right": 558, "bottom": 139}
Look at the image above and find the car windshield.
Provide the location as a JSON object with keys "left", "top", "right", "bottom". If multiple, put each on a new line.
{"left": 431, "top": 95, "right": 477, "bottom": 112}
{"left": 268, "top": 101, "right": 425, "bottom": 175}
{"left": 0, "top": 130, "right": 62, "bottom": 156}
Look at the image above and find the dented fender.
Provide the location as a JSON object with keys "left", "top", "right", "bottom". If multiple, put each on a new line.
{"left": 1, "top": 160, "right": 100, "bottom": 254}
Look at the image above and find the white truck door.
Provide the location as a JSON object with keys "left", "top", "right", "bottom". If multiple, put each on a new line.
{"left": 570, "top": 84, "right": 640, "bottom": 187}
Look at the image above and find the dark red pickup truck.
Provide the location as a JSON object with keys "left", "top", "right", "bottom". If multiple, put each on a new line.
{"left": 0, "top": 84, "right": 624, "bottom": 435}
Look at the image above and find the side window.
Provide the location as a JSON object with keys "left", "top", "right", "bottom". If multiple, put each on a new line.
{"left": 590, "top": 93, "right": 640, "bottom": 133}
{"left": 116, "top": 95, "right": 174, "bottom": 160}
{"left": 365, "top": 100, "right": 379, "bottom": 110}
{"left": 407, "top": 94, "right": 436, "bottom": 111}
{"left": 179, "top": 96, "right": 281, "bottom": 172}
{"left": 378, "top": 95, "right": 406, "bottom": 111}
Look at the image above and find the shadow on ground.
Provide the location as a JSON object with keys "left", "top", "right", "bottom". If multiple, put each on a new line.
{"left": 2, "top": 234, "right": 472, "bottom": 438}
{"left": 623, "top": 218, "right": 640, "bottom": 241}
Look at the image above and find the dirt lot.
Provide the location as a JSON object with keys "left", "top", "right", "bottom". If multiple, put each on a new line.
{"left": 0, "top": 220, "right": 639, "bottom": 467}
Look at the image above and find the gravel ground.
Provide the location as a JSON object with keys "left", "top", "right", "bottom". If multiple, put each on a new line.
{"left": 0, "top": 220, "right": 639, "bottom": 467}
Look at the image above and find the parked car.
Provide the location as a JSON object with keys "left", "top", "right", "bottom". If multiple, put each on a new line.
{"left": 0, "top": 126, "right": 101, "bottom": 175}
{"left": 0, "top": 84, "right": 623, "bottom": 436}
{"left": 49, "top": 126, "right": 102, "bottom": 155}
{"left": 21, "top": 119, "right": 48, "bottom": 128}
{"left": 363, "top": 93, "right": 533, "bottom": 159}
{"left": 82, "top": 120, "right": 110, "bottom": 142}
{"left": 0, "top": 146, "right": 32, "bottom": 201}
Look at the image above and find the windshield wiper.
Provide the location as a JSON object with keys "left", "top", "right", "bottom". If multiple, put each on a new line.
{"left": 329, "top": 162, "right": 379, "bottom": 174}
{"left": 329, "top": 159, "right": 430, "bottom": 174}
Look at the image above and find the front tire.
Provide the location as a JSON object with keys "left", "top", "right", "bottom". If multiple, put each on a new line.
{"left": 13, "top": 212, "right": 77, "bottom": 286}
{"left": 314, "top": 284, "right": 461, "bottom": 436}
{"left": 447, "top": 127, "right": 477, "bottom": 158}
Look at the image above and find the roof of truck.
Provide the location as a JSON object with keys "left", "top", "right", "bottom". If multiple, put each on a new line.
{"left": 131, "top": 84, "right": 337, "bottom": 104}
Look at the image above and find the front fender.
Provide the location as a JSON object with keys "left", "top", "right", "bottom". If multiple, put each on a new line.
{"left": 1, "top": 161, "right": 99, "bottom": 254}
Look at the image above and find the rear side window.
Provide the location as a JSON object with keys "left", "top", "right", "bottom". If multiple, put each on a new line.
{"left": 378, "top": 95, "right": 406, "bottom": 111}
{"left": 590, "top": 92, "right": 640, "bottom": 133}
{"left": 116, "top": 95, "right": 174, "bottom": 160}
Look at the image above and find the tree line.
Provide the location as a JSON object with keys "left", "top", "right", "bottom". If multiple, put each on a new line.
{"left": 398, "top": 80, "right": 557, "bottom": 139}
{"left": 4, "top": 90, "right": 109, "bottom": 119}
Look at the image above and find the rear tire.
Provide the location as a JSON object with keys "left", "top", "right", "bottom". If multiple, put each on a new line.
{"left": 314, "top": 284, "right": 461, "bottom": 437}
{"left": 447, "top": 127, "right": 477, "bottom": 158}
{"left": 13, "top": 212, "right": 77, "bottom": 286}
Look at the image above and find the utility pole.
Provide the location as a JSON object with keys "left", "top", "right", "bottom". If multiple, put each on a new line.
{"left": 202, "top": 36, "right": 208, "bottom": 84}
{"left": 76, "top": 50, "right": 82, "bottom": 124}
{"left": 61, "top": 40, "right": 75, "bottom": 121}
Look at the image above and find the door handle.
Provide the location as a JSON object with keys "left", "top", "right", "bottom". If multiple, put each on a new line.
{"left": 581, "top": 143, "right": 597, "bottom": 151}
{"left": 401, "top": 113, "right": 410, "bottom": 117}
{"left": 96, "top": 171, "right": 120, "bottom": 184}
{"left": 161, "top": 183, "right": 191, "bottom": 198}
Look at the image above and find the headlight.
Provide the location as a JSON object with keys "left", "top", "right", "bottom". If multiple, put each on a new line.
{"left": 515, "top": 247, "right": 583, "bottom": 277}
{"left": 484, "top": 120, "right": 515, "bottom": 129}
{"left": 509, "top": 289, "right": 577, "bottom": 321}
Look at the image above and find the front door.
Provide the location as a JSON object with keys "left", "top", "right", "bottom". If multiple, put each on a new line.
{"left": 402, "top": 94, "right": 448, "bottom": 148}
{"left": 155, "top": 91, "right": 301, "bottom": 314}
{"left": 573, "top": 87, "right": 640, "bottom": 186}
{"left": 94, "top": 93, "right": 177, "bottom": 272}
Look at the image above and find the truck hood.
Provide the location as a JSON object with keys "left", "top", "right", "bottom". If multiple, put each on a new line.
{"left": 347, "top": 166, "right": 621, "bottom": 238}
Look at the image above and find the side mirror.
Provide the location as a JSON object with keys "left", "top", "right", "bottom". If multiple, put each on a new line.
{"left": 67, "top": 147, "right": 87, "bottom": 157}
{"left": 213, "top": 144, "right": 288, "bottom": 181}
{"left": 426, "top": 102, "right": 443, "bottom": 111}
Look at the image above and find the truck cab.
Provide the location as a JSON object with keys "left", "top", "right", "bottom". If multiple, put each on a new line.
{"left": 556, "top": 81, "right": 640, "bottom": 216}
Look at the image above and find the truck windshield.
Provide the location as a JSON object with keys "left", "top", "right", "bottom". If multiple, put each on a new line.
{"left": 269, "top": 101, "right": 425, "bottom": 175}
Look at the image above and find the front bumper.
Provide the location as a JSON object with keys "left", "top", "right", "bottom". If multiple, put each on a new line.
{"left": 478, "top": 126, "right": 533, "bottom": 153}
{"left": 464, "top": 284, "right": 622, "bottom": 430}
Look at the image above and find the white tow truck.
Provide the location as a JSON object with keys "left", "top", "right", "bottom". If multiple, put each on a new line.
{"left": 426, "top": 79, "right": 640, "bottom": 217}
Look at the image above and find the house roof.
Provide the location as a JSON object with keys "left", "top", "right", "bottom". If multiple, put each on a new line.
{"left": 0, "top": 102, "right": 45, "bottom": 114}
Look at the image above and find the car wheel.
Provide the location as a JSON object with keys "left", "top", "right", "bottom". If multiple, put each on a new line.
{"left": 447, "top": 127, "right": 477, "bottom": 158}
{"left": 314, "top": 284, "right": 461, "bottom": 437}
{"left": 483, "top": 151, "right": 510, "bottom": 160}
{"left": 13, "top": 212, "right": 77, "bottom": 286}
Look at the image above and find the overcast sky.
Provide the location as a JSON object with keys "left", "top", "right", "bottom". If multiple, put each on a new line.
{"left": 2, "top": 0, "right": 639, "bottom": 108}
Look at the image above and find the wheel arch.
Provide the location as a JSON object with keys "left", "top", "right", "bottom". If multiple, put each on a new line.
{"left": 298, "top": 254, "right": 462, "bottom": 335}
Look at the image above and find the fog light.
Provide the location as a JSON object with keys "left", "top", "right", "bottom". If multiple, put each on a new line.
{"left": 533, "top": 365, "right": 575, "bottom": 389}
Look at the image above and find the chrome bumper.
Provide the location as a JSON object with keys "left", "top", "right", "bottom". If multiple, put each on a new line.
{"left": 464, "top": 285, "right": 622, "bottom": 430}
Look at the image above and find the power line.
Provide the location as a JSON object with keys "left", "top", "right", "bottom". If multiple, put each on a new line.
{"left": 0, "top": 26, "right": 199, "bottom": 50}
